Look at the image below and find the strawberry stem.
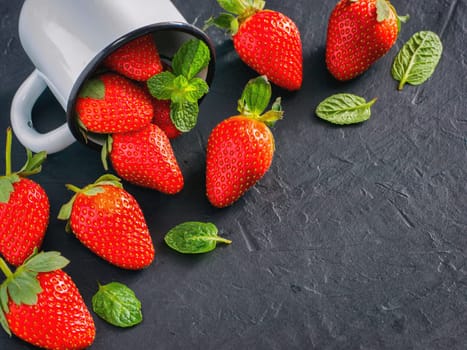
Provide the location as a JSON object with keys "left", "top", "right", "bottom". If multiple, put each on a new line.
{"left": 0, "top": 257, "right": 13, "bottom": 279}
{"left": 4, "top": 128, "right": 12, "bottom": 176}
{"left": 65, "top": 184, "right": 82, "bottom": 193}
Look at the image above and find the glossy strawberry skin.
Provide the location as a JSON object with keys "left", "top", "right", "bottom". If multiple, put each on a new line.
{"left": 76, "top": 73, "right": 153, "bottom": 133}
{"left": 0, "top": 178, "right": 49, "bottom": 266}
{"left": 233, "top": 10, "right": 303, "bottom": 91}
{"left": 6, "top": 270, "right": 95, "bottom": 350}
{"left": 151, "top": 98, "right": 181, "bottom": 139}
{"left": 325, "top": 0, "right": 398, "bottom": 81}
{"left": 69, "top": 184, "right": 154, "bottom": 270}
{"left": 103, "top": 33, "right": 163, "bottom": 81}
{"left": 110, "top": 124, "right": 184, "bottom": 194}
{"left": 206, "top": 116, "right": 274, "bottom": 208}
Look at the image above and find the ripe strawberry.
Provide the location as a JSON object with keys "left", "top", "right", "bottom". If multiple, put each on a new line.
{"left": 325, "top": 0, "right": 407, "bottom": 81}
{"left": 103, "top": 33, "right": 163, "bottom": 81}
{"left": 0, "top": 128, "right": 49, "bottom": 266}
{"left": 151, "top": 98, "right": 181, "bottom": 139}
{"left": 102, "top": 124, "right": 184, "bottom": 194}
{"left": 0, "top": 251, "right": 95, "bottom": 349}
{"left": 75, "top": 73, "right": 153, "bottom": 134}
{"left": 206, "top": 1, "right": 302, "bottom": 91}
{"left": 206, "top": 76, "right": 283, "bottom": 208}
{"left": 58, "top": 175, "right": 155, "bottom": 270}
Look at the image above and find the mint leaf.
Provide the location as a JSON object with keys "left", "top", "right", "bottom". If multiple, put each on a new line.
{"left": 185, "top": 78, "right": 209, "bottom": 103}
{"left": 147, "top": 71, "right": 176, "bottom": 100}
{"left": 79, "top": 78, "right": 105, "bottom": 99}
{"left": 172, "top": 39, "right": 210, "bottom": 80}
{"left": 170, "top": 101, "right": 199, "bottom": 132}
{"left": 392, "top": 31, "right": 443, "bottom": 90}
{"left": 238, "top": 75, "right": 272, "bottom": 116}
{"left": 164, "top": 222, "right": 232, "bottom": 254}
{"left": 316, "top": 93, "right": 377, "bottom": 125}
{"left": 92, "top": 282, "right": 142, "bottom": 328}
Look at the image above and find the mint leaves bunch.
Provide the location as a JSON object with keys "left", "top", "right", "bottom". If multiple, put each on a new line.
{"left": 147, "top": 39, "right": 211, "bottom": 133}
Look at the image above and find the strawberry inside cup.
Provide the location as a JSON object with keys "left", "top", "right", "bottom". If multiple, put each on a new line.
{"left": 69, "top": 24, "right": 216, "bottom": 150}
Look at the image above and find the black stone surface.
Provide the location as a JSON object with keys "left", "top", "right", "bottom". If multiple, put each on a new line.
{"left": 1, "top": 0, "right": 466, "bottom": 349}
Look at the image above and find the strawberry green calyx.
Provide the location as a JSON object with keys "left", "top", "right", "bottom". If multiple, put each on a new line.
{"left": 0, "top": 250, "right": 69, "bottom": 335}
{"left": 147, "top": 39, "right": 211, "bottom": 133}
{"left": 57, "top": 174, "right": 123, "bottom": 228}
{"left": 205, "top": 0, "right": 265, "bottom": 33}
{"left": 0, "top": 128, "right": 47, "bottom": 203}
{"left": 78, "top": 78, "right": 105, "bottom": 99}
{"left": 237, "top": 76, "right": 283, "bottom": 126}
{"left": 375, "top": 0, "right": 409, "bottom": 32}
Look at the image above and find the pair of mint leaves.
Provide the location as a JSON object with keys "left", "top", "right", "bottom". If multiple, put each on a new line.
{"left": 317, "top": 30, "right": 443, "bottom": 125}
{"left": 147, "top": 39, "right": 210, "bottom": 133}
{"left": 93, "top": 222, "right": 230, "bottom": 328}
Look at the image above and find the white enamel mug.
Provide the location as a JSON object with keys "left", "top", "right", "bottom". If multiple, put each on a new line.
{"left": 11, "top": 0, "right": 215, "bottom": 153}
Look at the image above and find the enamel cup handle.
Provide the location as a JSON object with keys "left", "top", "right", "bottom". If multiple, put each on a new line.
{"left": 10, "top": 69, "right": 75, "bottom": 154}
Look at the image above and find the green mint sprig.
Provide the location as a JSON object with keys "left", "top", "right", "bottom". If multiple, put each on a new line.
{"left": 147, "top": 39, "right": 211, "bottom": 133}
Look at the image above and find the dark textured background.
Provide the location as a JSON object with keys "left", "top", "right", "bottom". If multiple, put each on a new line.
{"left": 1, "top": 0, "right": 466, "bottom": 349}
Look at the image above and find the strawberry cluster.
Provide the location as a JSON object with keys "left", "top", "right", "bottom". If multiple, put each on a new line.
{"left": 0, "top": 0, "right": 425, "bottom": 348}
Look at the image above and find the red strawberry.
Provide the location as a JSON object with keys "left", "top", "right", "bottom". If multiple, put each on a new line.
{"left": 102, "top": 124, "right": 184, "bottom": 194}
{"left": 0, "top": 128, "right": 49, "bottom": 266}
{"left": 103, "top": 33, "right": 163, "bottom": 81}
{"left": 58, "top": 175, "right": 154, "bottom": 270}
{"left": 75, "top": 73, "right": 153, "bottom": 133}
{"left": 0, "top": 251, "right": 95, "bottom": 349}
{"left": 206, "top": 1, "right": 302, "bottom": 91}
{"left": 325, "top": 0, "right": 407, "bottom": 81}
{"left": 206, "top": 76, "right": 283, "bottom": 208}
{"left": 151, "top": 98, "right": 181, "bottom": 139}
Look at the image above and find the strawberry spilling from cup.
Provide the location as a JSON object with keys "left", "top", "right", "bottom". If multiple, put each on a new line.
{"left": 75, "top": 35, "right": 212, "bottom": 193}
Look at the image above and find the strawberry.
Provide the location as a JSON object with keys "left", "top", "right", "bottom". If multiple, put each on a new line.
{"left": 58, "top": 175, "right": 155, "bottom": 270}
{"left": 75, "top": 73, "right": 153, "bottom": 134}
{"left": 0, "top": 251, "right": 95, "bottom": 349}
{"left": 206, "top": 76, "right": 283, "bottom": 208}
{"left": 103, "top": 33, "right": 163, "bottom": 81}
{"left": 151, "top": 98, "right": 181, "bottom": 139}
{"left": 102, "top": 124, "right": 184, "bottom": 194}
{"left": 325, "top": 0, "right": 408, "bottom": 81}
{"left": 206, "top": 0, "right": 303, "bottom": 91}
{"left": 0, "top": 128, "right": 49, "bottom": 266}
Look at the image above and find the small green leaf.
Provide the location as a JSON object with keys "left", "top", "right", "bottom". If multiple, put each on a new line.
{"left": 316, "top": 93, "right": 377, "bottom": 125}
{"left": 0, "top": 175, "right": 20, "bottom": 203}
{"left": 92, "top": 282, "right": 142, "bottom": 328}
{"left": 238, "top": 75, "right": 272, "bottom": 116}
{"left": 79, "top": 78, "right": 105, "bottom": 99}
{"left": 0, "top": 283, "right": 9, "bottom": 314}
{"left": 170, "top": 101, "right": 199, "bottom": 132}
{"left": 147, "top": 71, "right": 177, "bottom": 100}
{"left": 18, "top": 150, "right": 47, "bottom": 177}
{"left": 185, "top": 78, "right": 209, "bottom": 103}
{"left": 392, "top": 31, "right": 443, "bottom": 90}
{"left": 22, "top": 251, "right": 70, "bottom": 273}
{"left": 165, "top": 222, "right": 232, "bottom": 254}
{"left": 204, "top": 13, "right": 239, "bottom": 34}
{"left": 8, "top": 270, "right": 41, "bottom": 305}
{"left": 172, "top": 39, "right": 211, "bottom": 80}
{"left": 376, "top": 0, "right": 391, "bottom": 22}
{"left": 0, "top": 304, "right": 10, "bottom": 336}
